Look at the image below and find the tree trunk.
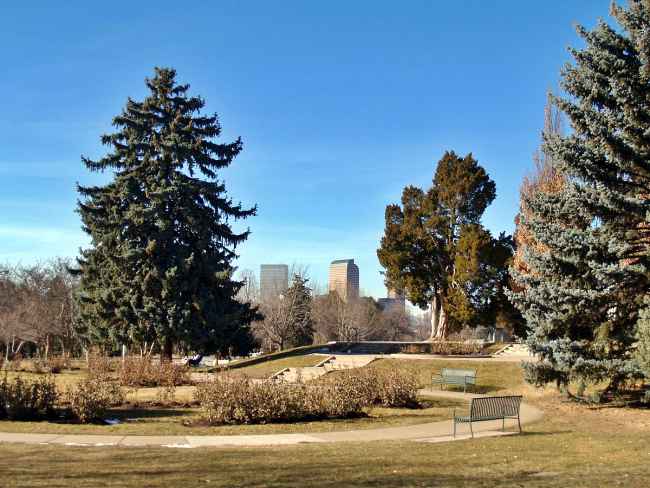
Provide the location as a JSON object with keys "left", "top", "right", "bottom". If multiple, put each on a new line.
{"left": 161, "top": 338, "right": 173, "bottom": 364}
{"left": 429, "top": 295, "right": 448, "bottom": 341}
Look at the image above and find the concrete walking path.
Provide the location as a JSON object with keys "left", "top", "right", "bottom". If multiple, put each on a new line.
{"left": 0, "top": 389, "right": 543, "bottom": 449}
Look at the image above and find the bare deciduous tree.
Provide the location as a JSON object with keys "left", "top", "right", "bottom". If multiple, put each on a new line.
{"left": 0, "top": 259, "right": 80, "bottom": 362}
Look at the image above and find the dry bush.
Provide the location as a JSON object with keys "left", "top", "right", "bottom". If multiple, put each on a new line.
{"left": 195, "top": 375, "right": 370, "bottom": 425}
{"left": 2, "top": 357, "right": 24, "bottom": 373}
{"left": 28, "top": 356, "right": 70, "bottom": 374}
{"left": 87, "top": 354, "right": 118, "bottom": 380}
{"left": 0, "top": 374, "right": 58, "bottom": 420}
{"left": 66, "top": 378, "right": 124, "bottom": 423}
{"left": 118, "top": 356, "right": 190, "bottom": 387}
{"left": 322, "top": 368, "right": 418, "bottom": 408}
{"left": 46, "top": 356, "right": 70, "bottom": 374}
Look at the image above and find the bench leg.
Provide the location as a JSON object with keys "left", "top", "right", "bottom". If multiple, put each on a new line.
{"left": 453, "top": 420, "right": 456, "bottom": 438}
{"left": 517, "top": 415, "right": 522, "bottom": 434}
{"left": 502, "top": 417, "right": 505, "bottom": 432}
{"left": 469, "top": 421, "right": 474, "bottom": 438}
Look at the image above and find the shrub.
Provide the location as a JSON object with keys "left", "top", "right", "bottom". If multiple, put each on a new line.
{"left": 322, "top": 368, "right": 418, "bottom": 408}
{"left": 0, "top": 374, "right": 58, "bottom": 420}
{"left": 66, "top": 378, "right": 124, "bottom": 423}
{"left": 402, "top": 342, "right": 483, "bottom": 355}
{"left": 46, "top": 356, "right": 70, "bottom": 374}
{"left": 87, "top": 354, "right": 118, "bottom": 380}
{"left": 372, "top": 369, "right": 418, "bottom": 407}
{"left": 195, "top": 375, "right": 371, "bottom": 425}
{"left": 118, "top": 356, "right": 190, "bottom": 387}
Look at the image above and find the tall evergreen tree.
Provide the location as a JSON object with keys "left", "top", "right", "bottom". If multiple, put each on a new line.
{"left": 378, "top": 151, "right": 505, "bottom": 339}
{"left": 511, "top": 1, "right": 650, "bottom": 393}
{"left": 75, "top": 67, "right": 259, "bottom": 361}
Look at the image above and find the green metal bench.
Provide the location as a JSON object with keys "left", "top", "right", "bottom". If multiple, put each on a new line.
{"left": 431, "top": 368, "right": 477, "bottom": 392}
{"left": 453, "top": 395, "right": 523, "bottom": 438}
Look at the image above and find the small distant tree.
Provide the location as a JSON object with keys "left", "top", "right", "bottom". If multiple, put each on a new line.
{"left": 312, "top": 293, "right": 381, "bottom": 342}
{"left": 254, "top": 274, "right": 314, "bottom": 351}
{"left": 376, "top": 306, "right": 413, "bottom": 341}
{"left": 283, "top": 275, "right": 314, "bottom": 347}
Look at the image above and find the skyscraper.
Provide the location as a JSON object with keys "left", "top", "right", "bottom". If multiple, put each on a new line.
{"left": 328, "top": 259, "right": 359, "bottom": 301}
{"left": 260, "top": 264, "right": 289, "bottom": 301}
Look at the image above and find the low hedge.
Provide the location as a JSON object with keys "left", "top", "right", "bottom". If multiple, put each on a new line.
{"left": 196, "top": 368, "right": 419, "bottom": 425}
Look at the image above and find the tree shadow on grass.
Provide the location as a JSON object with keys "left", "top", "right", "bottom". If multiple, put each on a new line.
{"left": 106, "top": 407, "right": 191, "bottom": 421}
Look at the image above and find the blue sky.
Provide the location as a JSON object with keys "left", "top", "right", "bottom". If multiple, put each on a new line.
{"left": 0, "top": 0, "right": 610, "bottom": 298}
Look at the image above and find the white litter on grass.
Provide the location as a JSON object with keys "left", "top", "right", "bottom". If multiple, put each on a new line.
{"left": 104, "top": 418, "right": 121, "bottom": 425}
{"left": 162, "top": 443, "right": 194, "bottom": 449}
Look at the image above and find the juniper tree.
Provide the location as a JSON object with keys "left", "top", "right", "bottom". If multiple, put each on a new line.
{"left": 378, "top": 151, "right": 509, "bottom": 339}
{"left": 75, "top": 68, "right": 259, "bottom": 361}
{"left": 511, "top": 1, "right": 650, "bottom": 392}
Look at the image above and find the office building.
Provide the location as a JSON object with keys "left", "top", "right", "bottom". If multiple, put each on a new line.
{"left": 260, "top": 264, "right": 289, "bottom": 301}
{"left": 328, "top": 259, "right": 359, "bottom": 301}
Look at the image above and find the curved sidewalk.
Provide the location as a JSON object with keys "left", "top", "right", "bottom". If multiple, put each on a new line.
{"left": 0, "top": 390, "right": 543, "bottom": 448}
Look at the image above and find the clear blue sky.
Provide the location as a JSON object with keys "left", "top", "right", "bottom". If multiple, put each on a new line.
{"left": 0, "top": 0, "right": 610, "bottom": 298}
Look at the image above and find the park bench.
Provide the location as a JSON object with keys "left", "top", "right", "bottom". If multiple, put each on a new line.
{"left": 453, "top": 395, "right": 523, "bottom": 438}
{"left": 431, "top": 368, "right": 477, "bottom": 392}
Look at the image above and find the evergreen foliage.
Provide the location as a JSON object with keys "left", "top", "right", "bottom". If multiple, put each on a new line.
{"left": 378, "top": 151, "right": 514, "bottom": 339}
{"left": 511, "top": 1, "right": 650, "bottom": 392}
{"left": 75, "top": 67, "right": 259, "bottom": 360}
{"left": 634, "top": 301, "right": 650, "bottom": 379}
{"left": 283, "top": 274, "right": 314, "bottom": 348}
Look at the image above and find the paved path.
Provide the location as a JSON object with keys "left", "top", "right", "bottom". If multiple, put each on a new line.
{"left": 0, "top": 390, "right": 543, "bottom": 449}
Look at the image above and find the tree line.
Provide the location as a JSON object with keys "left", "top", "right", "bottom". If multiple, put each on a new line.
{"left": 0, "top": 260, "right": 79, "bottom": 361}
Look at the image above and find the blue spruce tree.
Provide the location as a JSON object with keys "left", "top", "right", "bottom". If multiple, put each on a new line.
{"left": 511, "top": 1, "right": 650, "bottom": 395}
